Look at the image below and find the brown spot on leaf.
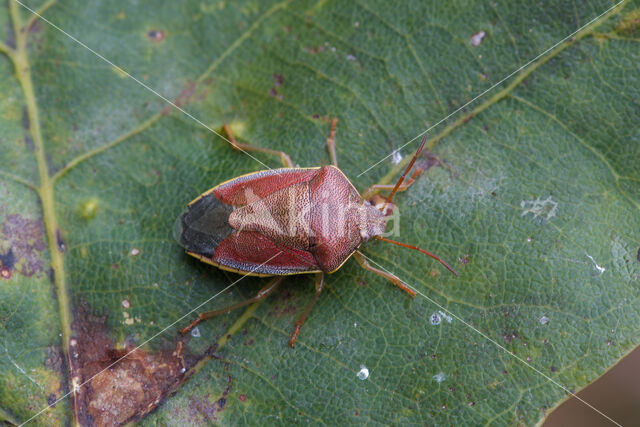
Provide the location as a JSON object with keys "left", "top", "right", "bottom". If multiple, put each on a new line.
{"left": 27, "top": 19, "right": 43, "bottom": 33}
{"left": 188, "top": 396, "right": 219, "bottom": 422}
{"left": 161, "top": 80, "right": 196, "bottom": 116}
{"left": 147, "top": 29, "right": 165, "bottom": 42}
{"left": 186, "top": 369, "right": 231, "bottom": 422}
{"left": 503, "top": 332, "right": 516, "bottom": 343}
{"left": 71, "top": 303, "right": 192, "bottom": 426}
{"left": 1, "top": 214, "right": 45, "bottom": 277}
{"left": 268, "top": 74, "right": 284, "bottom": 99}
{"left": 47, "top": 393, "right": 57, "bottom": 407}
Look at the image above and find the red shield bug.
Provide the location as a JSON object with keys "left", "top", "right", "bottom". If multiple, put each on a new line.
{"left": 175, "top": 119, "right": 457, "bottom": 346}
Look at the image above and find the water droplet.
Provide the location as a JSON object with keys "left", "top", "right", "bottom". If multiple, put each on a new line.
{"left": 470, "top": 31, "right": 486, "bottom": 46}
{"left": 130, "top": 248, "right": 140, "bottom": 256}
{"left": 357, "top": 365, "right": 369, "bottom": 380}
{"left": 539, "top": 316, "right": 549, "bottom": 325}
{"left": 121, "top": 298, "right": 130, "bottom": 308}
{"left": 190, "top": 327, "right": 201, "bottom": 338}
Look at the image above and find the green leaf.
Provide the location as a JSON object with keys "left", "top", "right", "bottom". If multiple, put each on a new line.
{"left": 1, "top": 0, "right": 638, "bottom": 425}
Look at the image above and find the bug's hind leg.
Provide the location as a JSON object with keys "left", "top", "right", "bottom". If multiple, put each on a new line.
{"left": 222, "top": 124, "right": 294, "bottom": 168}
{"left": 353, "top": 251, "right": 416, "bottom": 297}
{"left": 179, "top": 277, "right": 285, "bottom": 335}
{"left": 289, "top": 272, "right": 325, "bottom": 347}
{"left": 326, "top": 118, "right": 338, "bottom": 167}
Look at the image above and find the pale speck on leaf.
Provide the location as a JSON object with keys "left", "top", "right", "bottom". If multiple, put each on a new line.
{"left": 430, "top": 312, "right": 442, "bottom": 325}
{"left": 470, "top": 31, "right": 486, "bottom": 46}
{"left": 520, "top": 196, "right": 558, "bottom": 221}
{"left": 392, "top": 149, "right": 403, "bottom": 165}
{"left": 357, "top": 365, "right": 369, "bottom": 380}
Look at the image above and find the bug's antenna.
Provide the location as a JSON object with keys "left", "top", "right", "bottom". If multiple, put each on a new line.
{"left": 380, "top": 133, "right": 428, "bottom": 212}
{"left": 374, "top": 236, "right": 458, "bottom": 276}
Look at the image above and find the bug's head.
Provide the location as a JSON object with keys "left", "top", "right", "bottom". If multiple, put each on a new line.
{"left": 356, "top": 200, "right": 386, "bottom": 241}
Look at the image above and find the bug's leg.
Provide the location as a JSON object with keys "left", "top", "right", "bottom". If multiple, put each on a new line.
{"left": 361, "top": 167, "right": 424, "bottom": 200}
{"left": 223, "top": 124, "right": 294, "bottom": 168}
{"left": 326, "top": 118, "right": 338, "bottom": 167}
{"left": 179, "top": 277, "right": 284, "bottom": 335}
{"left": 353, "top": 251, "right": 416, "bottom": 297}
{"left": 289, "top": 272, "right": 325, "bottom": 347}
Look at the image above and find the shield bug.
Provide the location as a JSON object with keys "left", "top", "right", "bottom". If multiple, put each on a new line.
{"left": 175, "top": 119, "right": 457, "bottom": 346}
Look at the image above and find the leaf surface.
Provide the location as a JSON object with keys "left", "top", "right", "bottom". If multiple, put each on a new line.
{"left": 1, "top": 0, "right": 638, "bottom": 425}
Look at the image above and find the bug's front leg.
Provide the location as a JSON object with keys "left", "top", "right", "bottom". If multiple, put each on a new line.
{"left": 222, "top": 124, "right": 294, "bottom": 168}
{"left": 353, "top": 251, "right": 416, "bottom": 297}
{"left": 289, "top": 272, "right": 325, "bottom": 347}
{"left": 361, "top": 167, "right": 424, "bottom": 200}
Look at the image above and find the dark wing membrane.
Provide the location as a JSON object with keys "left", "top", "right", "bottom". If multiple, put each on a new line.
{"left": 173, "top": 192, "right": 234, "bottom": 257}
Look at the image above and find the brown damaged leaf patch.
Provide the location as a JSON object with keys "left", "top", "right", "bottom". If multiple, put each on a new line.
{"left": 71, "top": 303, "right": 197, "bottom": 426}
{"left": 0, "top": 214, "right": 46, "bottom": 277}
